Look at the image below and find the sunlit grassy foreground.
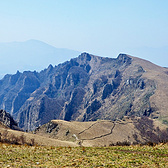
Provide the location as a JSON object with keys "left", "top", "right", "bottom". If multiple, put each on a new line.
{"left": 0, "top": 142, "right": 168, "bottom": 167}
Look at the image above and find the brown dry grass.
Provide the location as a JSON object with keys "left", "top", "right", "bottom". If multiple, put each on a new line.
{"left": 0, "top": 126, "right": 78, "bottom": 147}
{"left": 34, "top": 118, "right": 168, "bottom": 147}
{"left": 1, "top": 118, "right": 168, "bottom": 147}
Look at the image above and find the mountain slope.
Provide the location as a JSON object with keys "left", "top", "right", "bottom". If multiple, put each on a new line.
{"left": 0, "top": 122, "right": 78, "bottom": 147}
{"left": 33, "top": 118, "right": 168, "bottom": 146}
{"left": 0, "top": 53, "right": 167, "bottom": 131}
{"left": 0, "top": 40, "right": 80, "bottom": 78}
{"left": 128, "top": 55, "right": 168, "bottom": 120}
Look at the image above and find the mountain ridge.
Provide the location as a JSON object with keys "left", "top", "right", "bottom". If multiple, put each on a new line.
{"left": 0, "top": 52, "right": 167, "bottom": 132}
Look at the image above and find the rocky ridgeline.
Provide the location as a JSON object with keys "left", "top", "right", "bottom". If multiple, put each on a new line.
{"left": 0, "top": 53, "right": 157, "bottom": 131}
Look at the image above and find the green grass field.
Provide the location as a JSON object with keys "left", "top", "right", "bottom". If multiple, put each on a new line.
{"left": 0, "top": 142, "right": 168, "bottom": 167}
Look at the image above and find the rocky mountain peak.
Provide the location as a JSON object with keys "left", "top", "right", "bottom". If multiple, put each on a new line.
{"left": 117, "top": 53, "right": 132, "bottom": 65}
{"left": 0, "top": 53, "right": 167, "bottom": 131}
{"left": 77, "top": 52, "right": 92, "bottom": 62}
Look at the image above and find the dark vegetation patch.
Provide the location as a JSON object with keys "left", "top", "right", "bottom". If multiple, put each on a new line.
{"left": 102, "top": 84, "right": 113, "bottom": 100}
{"left": 134, "top": 117, "right": 168, "bottom": 144}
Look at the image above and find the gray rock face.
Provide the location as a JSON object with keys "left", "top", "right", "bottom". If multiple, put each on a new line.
{"left": 0, "top": 53, "right": 156, "bottom": 131}
{"left": 0, "top": 109, "right": 20, "bottom": 130}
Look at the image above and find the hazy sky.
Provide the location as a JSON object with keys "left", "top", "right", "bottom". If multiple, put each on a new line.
{"left": 0, "top": 0, "right": 168, "bottom": 67}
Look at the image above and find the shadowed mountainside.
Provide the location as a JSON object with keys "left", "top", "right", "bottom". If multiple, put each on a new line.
{"left": 0, "top": 53, "right": 168, "bottom": 131}
{"left": 0, "top": 109, "right": 21, "bottom": 131}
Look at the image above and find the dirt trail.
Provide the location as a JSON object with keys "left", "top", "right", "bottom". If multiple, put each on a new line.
{"left": 80, "top": 122, "right": 116, "bottom": 141}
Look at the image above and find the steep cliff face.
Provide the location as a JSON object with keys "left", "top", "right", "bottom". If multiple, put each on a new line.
{"left": 0, "top": 53, "right": 160, "bottom": 131}
{"left": 0, "top": 71, "right": 40, "bottom": 116}
{"left": 0, "top": 109, "right": 20, "bottom": 130}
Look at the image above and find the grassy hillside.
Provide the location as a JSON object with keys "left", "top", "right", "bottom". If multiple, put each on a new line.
{"left": 0, "top": 142, "right": 168, "bottom": 167}
{"left": 0, "top": 118, "right": 168, "bottom": 167}
{"left": 0, "top": 126, "right": 78, "bottom": 147}
{"left": 1, "top": 117, "right": 168, "bottom": 148}
{"left": 33, "top": 118, "right": 168, "bottom": 147}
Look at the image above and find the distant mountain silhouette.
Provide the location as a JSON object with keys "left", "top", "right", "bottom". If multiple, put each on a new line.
{"left": 0, "top": 39, "right": 80, "bottom": 78}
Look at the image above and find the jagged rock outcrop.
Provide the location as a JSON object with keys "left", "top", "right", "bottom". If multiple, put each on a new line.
{"left": 0, "top": 109, "right": 21, "bottom": 130}
{"left": 0, "top": 52, "right": 167, "bottom": 131}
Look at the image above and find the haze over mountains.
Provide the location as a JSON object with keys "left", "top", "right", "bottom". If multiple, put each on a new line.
{"left": 0, "top": 39, "right": 80, "bottom": 78}
{"left": 0, "top": 40, "right": 168, "bottom": 80}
